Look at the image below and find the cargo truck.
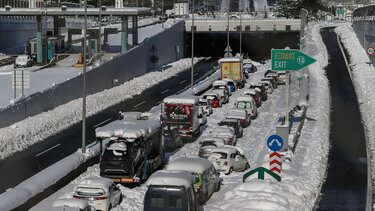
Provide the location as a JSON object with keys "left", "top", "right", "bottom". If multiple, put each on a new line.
{"left": 162, "top": 95, "right": 201, "bottom": 139}
{"left": 96, "top": 112, "right": 165, "bottom": 184}
{"left": 218, "top": 57, "right": 246, "bottom": 88}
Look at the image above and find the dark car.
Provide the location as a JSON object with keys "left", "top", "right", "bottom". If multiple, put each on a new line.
{"left": 249, "top": 84, "right": 267, "bottom": 101}
{"left": 261, "top": 77, "right": 278, "bottom": 89}
{"left": 218, "top": 119, "right": 243, "bottom": 138}
{"left": 243, "top": 89, "right": 262, "bottom": 107}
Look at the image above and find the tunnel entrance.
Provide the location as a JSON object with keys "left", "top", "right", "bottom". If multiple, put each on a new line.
{"left": 185, "top": 31, "right": 299, "bottom": 61}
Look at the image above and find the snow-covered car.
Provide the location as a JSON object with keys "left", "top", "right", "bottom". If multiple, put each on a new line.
{"left": 164, "top": 127, "right": 182, "bottom": 151}
{"left": 243, "top": 59, "right": 257, "bottom": 73}
{"left": 235, "top": 96, "right": 258, "bottom": 119}
{"left": 52, "top": 198, "right": 96, "bottom": 211}
{"left": 208, "top": 146, "right": 249, "bottom": 175}
{"left": 209, "top": 126, "right": 237, "bottom": 145}
{"left": 14, "top": 55, "right": 32, "bottom": 68}
{"left": 223, "top": 78, "right": 237, "bottom": 93}
{"left": 73, "top": 177, "right": 122, "bottom": 211}
{"left": 202, "top": 92, "right": 223, "bottom": 108}
{"left": 198, "top": 106, "right": 207, "bottom": 125}
{"left": 212, "top": 88, "right": 229, "bottom": 104}
{"left": 218, "top": 119, "right": 243, "bottom": 138}
{"left": 261, "top": 77, "right": 278, "bottom": 89}
{"left": 166, "top": 157, "right": 221, "bottom": 204}
{"left": 213, "top": 80, "right": 232, "bottom": 96}
{"left": 226, "top": 109, "right": 251, "bottom": 128}
{"left": 259, "top": 81, "right": 273, "bottom": 94}
{"left": 198, "top": 98, "right": 213, "bottom": 116}
{"left": 249, "top": 84, "right": 267, "bottom": 101}
{"left": 198, "top": 137, "right": 226, "bottom": 158}
{"left": 243, "top": 88, "right": 262, "bottom": 107}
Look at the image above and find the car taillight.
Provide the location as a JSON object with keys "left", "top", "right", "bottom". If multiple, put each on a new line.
{"left": 221, "top": 96, "right": 224, "bottom": 99}
{"left": 240, "top": 119, "right": 245, "bottom": 124}
{"left": 228, "top": 138, "right": 233, "bottom": 145}
{"left": 252, "top": 109, "right": 256, "bottom": 114}
{"left": 224, "top": 161, "right": 228, "bottom": 166}
{"left": 73, "top": 195, "right": 80, "bottom": 199}
{"left": 199, "top": 185, "right": 204, "bottom": 192}
{"left": 95, "top": 196, "right": 108, "bottom": 200}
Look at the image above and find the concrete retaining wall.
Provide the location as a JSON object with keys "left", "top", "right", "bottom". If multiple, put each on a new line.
{"left": 0, "top": 20, "right": 185, "bottom": 128}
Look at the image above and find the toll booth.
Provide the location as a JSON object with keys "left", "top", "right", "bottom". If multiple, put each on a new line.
{"left": 27, "top": 35, "right": 65, "bottom": 63}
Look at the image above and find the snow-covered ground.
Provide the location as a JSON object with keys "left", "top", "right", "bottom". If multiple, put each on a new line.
{"left": 335, "top": 24, "right": 375, "bottom": 208}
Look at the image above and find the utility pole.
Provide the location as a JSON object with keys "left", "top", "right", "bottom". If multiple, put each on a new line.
{"left": 98, "top": 0, "right": 102, "bottom": 64}
{"left": 239, "top": 11, "right": 242, "bottom": 56}
{"left": 191, "top": 0, "right": 195, "bottom": 89}
{"left": 227, "top": 11, "right": 230, "bottom": 57}
{"left": 81, "top": 0, "right": 87, "bottom": 153}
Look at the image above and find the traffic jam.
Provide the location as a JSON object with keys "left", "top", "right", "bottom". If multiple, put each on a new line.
{"left": 51, "top": 57, "right": 288, "bottom": 211}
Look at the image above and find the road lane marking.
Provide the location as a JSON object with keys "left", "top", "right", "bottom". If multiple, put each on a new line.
{"left": 179, "top": 80, "right": 186, "bottom": 84}
{"left": 160, "top": 89, "right": 169, "bottom": 95}
{"left": 35, "top": 143, "right": 61, "bottom": 157}
{"left": 134, "top": 101, "right": 146, "bottom": 108}
{"left": 94, "top": 118, "right": 112, "bottom": 128}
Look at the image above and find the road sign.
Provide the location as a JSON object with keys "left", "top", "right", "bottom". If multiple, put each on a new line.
{"left": 267, "top": 134, "right": 284, "bottom": 152}
{"left": 269, "top": 152, "right": 282, "bottom": 176}
{"left": 243, "top": 167, "right": 281, "bottom": 182}
{"left": 271, "top": 49, "right": 316, "bottom": 71}
{"left": 367, "top": 47, "right": 375, "bottom": 56}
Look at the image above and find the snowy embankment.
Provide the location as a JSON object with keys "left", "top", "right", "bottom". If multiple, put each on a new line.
{"left": 335, "top": 24, "right": 375, "bottom": 208}
{"left": 0, "top": 58, "right": 204, "bottom": 160}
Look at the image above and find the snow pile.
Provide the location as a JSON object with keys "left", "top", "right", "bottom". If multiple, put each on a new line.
{"left": 335, "top": 24, "right": 375, "bottom": 202}
{"left": 0, "top": 58, "right": 204, "bottom": 159}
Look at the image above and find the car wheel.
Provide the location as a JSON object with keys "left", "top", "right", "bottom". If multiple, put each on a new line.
{"left": 244, "top": 163, "right": 250, "bottom": 171}
{"left": 225, "top": 167, "right": 233, "bottom": 175}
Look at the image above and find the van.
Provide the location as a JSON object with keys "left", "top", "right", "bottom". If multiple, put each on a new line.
{"left": 166, "top": 157, "right": 221, "bottom": 204}
{"left": 144, "top": 170, "right": 198, "bottom": 211}
{"left": 234, "top": 96, "right": 258, "bottom": 119}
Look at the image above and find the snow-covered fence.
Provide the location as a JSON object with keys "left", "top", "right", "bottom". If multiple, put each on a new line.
{"left": 0, "top": 20, "right": 185, "bottom": 128}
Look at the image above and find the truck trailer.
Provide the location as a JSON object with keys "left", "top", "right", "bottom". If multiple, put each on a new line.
{"left": 219, "top": 57, "right": 246, "bottom": 88}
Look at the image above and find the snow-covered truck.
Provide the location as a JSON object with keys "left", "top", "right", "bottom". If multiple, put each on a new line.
{"left": 162, "top": 95, "right": 201, "bottom": 139}
{"left": 96, "top": 112, "right": 165, "bottom": 184}
{"left": 219, "top": 57, "right": 246, "bottom": 88}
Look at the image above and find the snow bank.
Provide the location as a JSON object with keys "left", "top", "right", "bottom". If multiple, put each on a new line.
{"left": 335, "top": 24, "right": 375, "bottom": 208}
{"left": 0, "top": 58, "right": 204, "bottom": 159}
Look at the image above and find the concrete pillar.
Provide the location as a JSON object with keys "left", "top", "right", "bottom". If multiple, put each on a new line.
{"left": 121, "top": 16, "right": 128, "bottom": 52}
{"left": 29, "top": 0, "right": 36, "bottom": 8}
{"left": 36, "top": 15, "right": 43, "bottom": 64}
{"left": 132, "top": 16, "right": 138, "bottom": 46}
{"left": 53, "top": 16, "right": 59, "bottom": 36}
{"left": 115, "top": 0, "right": 123, "bottom": 8}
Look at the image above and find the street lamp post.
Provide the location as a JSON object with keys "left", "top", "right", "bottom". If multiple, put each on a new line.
{"left": 226, "top": 11, "right": 230, "bottom": 57}
{"left": 98, "top": 0, "right": 102, "bottom": 64}
{"left": 191, "top": 0, "right": 194, "bottom": 89}
{"left": 239, "top": 11, "right": 242, "bottom": 56}
{"left": 81, "top": 0, "right": 88, "bottom": 153}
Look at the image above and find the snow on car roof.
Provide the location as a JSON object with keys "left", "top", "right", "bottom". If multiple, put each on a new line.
{"left": 243, "top": 89, "right": 257, "bottom": 95}
{"left": 146, "top": 170, "right": 193, "bottom": 188}
{"left": 76, "top": 176, "right": 113, "bottom": 192}
{"left": 223, "top": 145, "right": 246, "bottom": 155}
{"left": 52, "top": 198, "right": 90, "bottom": 209}
{"left": 243, "top": 59, "right": 253, "bottom": 64}
{"left": 163, "top": 95, "right": 199, "bottom": 104}
{"left": 95, "top": 116, "right": 160, "bottom": 140}
{"left": 211, "top": 147, "right": 237, "bottom": 154}
{"left": 210, "top": 126, "right": 234, "bottom": 135}
{"left": 203, "top": 92, "right": 219, "bottom": 97}
{"left": 107, "top": 142, "right": 127, "bottom": 151}
{"left": 236, "top": 96, "right": 255, "bottom": 102}
{"left": 166, "top": 157, "right": 213, "bottom": 173}
{"left": 226, "top": 109, "right": 247, "bottom": 119}
{"left": 213, "top": 80, "right": 229, "bottom": 86}
{"left": 219, "top": 57, "right": 242, "bottom": 63}
{"left": 259, "top": 81, "right": 271, "bottom": 85}
{"left": 212, "top": 89, "right": 225, "bottom": 95}
{"left": 223, "top": 78, "right": 235, "bottom": 83}
{"left": 202, "top": 137, "right": 225, "bottom": 143}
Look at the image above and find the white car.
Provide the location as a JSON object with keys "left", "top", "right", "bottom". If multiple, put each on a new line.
{"left": 234, "top": 96, "right": 258, "bottom": 119}
{"left": 73, "top": 177, "right": 122, "bottom": 211}
{"left": 212, "top": 87, "right": 229, "bottom": 104}
{"left": 213, "top": 80, "right": 232, "bottom": 96}
{"left": 199, "top": 98, "right": 213, "bottom": 115}
{"left": 52, "top": 198, "right": 96, "bottom": 211}
{"left": 209, "top": 126, "right": 237, "bottom": 145}
{"left": 198, "top": 137, "right": 226, "bottom": 158}
{"left": 226, "top": 109, "right": 251, "bottom": 127}
{"left": 14, "top": 55, "right": 32, "bottom": 68}
{"left": 208, "top": 146, "right": 249, "bottom": 175}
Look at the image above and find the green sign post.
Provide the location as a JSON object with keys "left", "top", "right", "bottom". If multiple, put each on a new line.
{"left": 271, "top": 49, "right": 316, "bottom": 71}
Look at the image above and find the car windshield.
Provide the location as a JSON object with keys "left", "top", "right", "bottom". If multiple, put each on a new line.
{"left": 237, "top": 101, "right": 252, "bottom": 109}
{"left": 228, "top": 82, "right": 235, "bottom": 86}
{"left": 201, "top": 141, "right": 217, "bottom": 147}
{"left": 210, "top": 152, "right": 227, "bottom": 159}
{"left": 199, "top": 101, "right": 207, "bottom": 106}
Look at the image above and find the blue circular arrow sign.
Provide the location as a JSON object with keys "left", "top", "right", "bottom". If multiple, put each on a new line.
{"left": 267, "top": 134, "right": 284, "bottom": 151}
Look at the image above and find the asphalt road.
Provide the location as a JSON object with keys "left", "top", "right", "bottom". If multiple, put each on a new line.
{"left": 318, "top": 27, "right": 367, "bottom": 210}
{"left": 0, "top": 58, "right": 218, "bottom": 194}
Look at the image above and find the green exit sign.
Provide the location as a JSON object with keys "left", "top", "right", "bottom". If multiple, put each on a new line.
{"left": 271, "top": 49, "right": 316, "bottom": 71}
